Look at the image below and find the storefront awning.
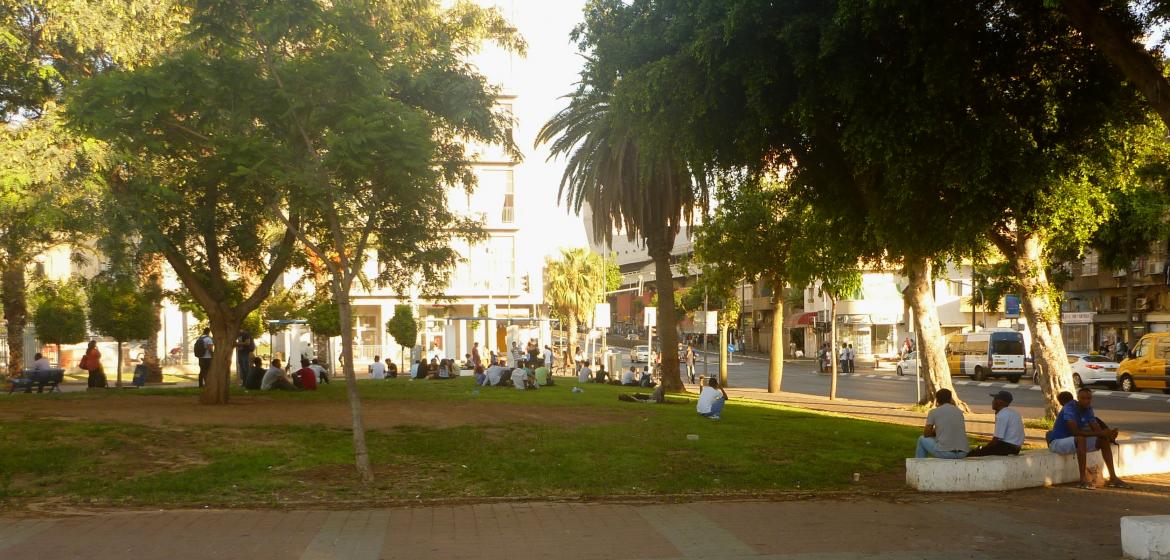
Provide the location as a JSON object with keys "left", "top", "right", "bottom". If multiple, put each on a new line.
{"left": 784, "top": 311, "right": 817, "bottom": 328}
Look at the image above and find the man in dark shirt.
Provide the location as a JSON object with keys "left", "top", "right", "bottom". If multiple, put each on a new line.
{"left": 1047, "top": 388, "right": 1130, "bottom": 489}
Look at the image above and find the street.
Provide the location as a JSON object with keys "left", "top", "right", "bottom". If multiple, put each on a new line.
{"left": 633, "top": 349, "right": 1170, "bottom": 434}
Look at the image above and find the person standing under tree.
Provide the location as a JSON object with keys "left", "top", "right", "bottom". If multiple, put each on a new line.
{"left": 79, "top": 340, "right": 106, "bottom": 388}
{"left": 235, "top": 330, "right": 255, "bottom": 385}
{"left": 195, "top": 328, "right": 214, "bottom": 388}
{"left": 684, "top": 343, "right": 696, "bottom": 383}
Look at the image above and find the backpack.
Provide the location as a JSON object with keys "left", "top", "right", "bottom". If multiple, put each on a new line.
{"left": 193, "top": 336, "right": 207, "bottom": 357}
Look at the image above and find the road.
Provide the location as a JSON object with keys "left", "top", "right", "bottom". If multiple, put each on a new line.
{"left": 624, "top": 349, "right": 1170, "bottom": 434}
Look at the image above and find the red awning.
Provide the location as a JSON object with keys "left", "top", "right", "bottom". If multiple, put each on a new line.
{"left": 784, "top": 311, "right": 817, "bottom": 328}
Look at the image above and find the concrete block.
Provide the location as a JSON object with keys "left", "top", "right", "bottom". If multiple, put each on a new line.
{"left": 906, "top": 433, "right": 1170, "bottom": 492}
{"left": 1122, "top": 516, "right": 1170, "bottom": 560}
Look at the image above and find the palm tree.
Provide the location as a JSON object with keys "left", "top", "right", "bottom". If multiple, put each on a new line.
{"left": 537, "top": 84, "right": 705, "bottom": 391}
{"left": 544, "top": 248, "right": 605, "bottom": 356}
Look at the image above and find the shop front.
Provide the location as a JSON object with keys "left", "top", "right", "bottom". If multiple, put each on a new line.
{"left": 1092, "top": 312, "right": 1146, "bottom": 352}
{"left": 1061, "top": 312, "right": 1094, "bottom": 354}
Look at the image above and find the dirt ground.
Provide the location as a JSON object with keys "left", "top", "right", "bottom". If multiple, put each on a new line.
{"left": 0, "top": 394, "right": 632, "bottom": 431}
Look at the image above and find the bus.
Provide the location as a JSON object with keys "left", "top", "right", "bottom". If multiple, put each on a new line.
{"left": 945, "top": 329, "right": 1026, "bottom": 383}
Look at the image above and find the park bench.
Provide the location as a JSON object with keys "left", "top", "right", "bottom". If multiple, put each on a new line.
{"left": 7, "top": 368, "right": 66, "bottom": 394}
{"left": 905, "top": 433, "right": 1170, "bottom": 492}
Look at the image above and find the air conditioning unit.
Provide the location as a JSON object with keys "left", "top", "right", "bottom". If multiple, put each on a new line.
{"left": 1147, "top": 260, "right": 1165, "bottom": 276}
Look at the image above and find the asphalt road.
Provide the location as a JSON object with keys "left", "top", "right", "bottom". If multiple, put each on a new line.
{"left": 630, "top": 350, "right": 1170, "bottom": 435}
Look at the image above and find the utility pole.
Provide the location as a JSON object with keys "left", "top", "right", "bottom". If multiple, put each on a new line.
{"left": 703, "top": 286, "right": 709, "bottom": 379}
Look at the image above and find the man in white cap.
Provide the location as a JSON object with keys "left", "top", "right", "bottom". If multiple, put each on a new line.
{"left": 967, "top": 390, "right": 1024, "bottom": 457}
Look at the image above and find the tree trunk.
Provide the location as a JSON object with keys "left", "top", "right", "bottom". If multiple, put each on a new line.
{"left": 567, "top": 314, "right": 578, "bottom": 363}
{"left": 115, "top": 340, "right": 123, "bottom": 388}
{"left": 2, "top": 261, "right": 27, "bottom": 376}
{"left": 1057, "top": 0, "right": 1170, "bottom": 131}
{"left": 334, "top": 281, "right": 375, "bottom": 484}
{"left": 200, "top": 315, "right": 240, "bottom": 404}
{"left": 768, "top": 277, "right": 785, "bottom": 393}
{"left": 904, "top": 257, "right": 965, "bottom": 410}
{"left": 718, "top": 322, "right": 728, "bottom": 387}
{"left": 1125, "top": 268, "right": 1134, "bottom": 345}
{"left": 648, "top": 234, "right": 682, "bottom": 391}
{"left": 142, "top": 256, "right": 164, "bottom": 382}
{"left": 1001, "top": 231, "right": 1074, "bottom": 418}
{"left": 829, "top": 297, "right": 838, "bottom": 400}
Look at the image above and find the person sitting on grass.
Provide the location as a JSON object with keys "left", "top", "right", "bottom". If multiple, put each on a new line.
{"left": 261, "top": 359, "right": 298, "bottom": 391}
{"left": 245, "top": 356, "right": 265, "bottom": 390}
{"left": 294, "top": 358, "right": 318, "bottom": 391}
{"left": 915, "top": 389, "right": 968, "bottom": 459}
{"left": 485, "top": 359, "right": 506, "bottom": 387}
{"left": 309, "top": 358, "right": 329, "bottom": 385}
{"left": 1047, "top": 387, "right": 1132, "bottom": 489}
{"left": 967, "top": 390, "right": 1023, "bottom": 457}
{"left": 534, "top": 359, "right": 552, "bottom": 386}
{"left": 412, "top": 359, "right": 428, "bottom": 380}
{"left": 385, "top": 358, "right": 397, "bottom": 379}
{"left": 639, "top": 367, "right": 656, "bottom": 388}
{"left": 577, "top": 360, "right": 592, "bottom": 384}
{"left": 437, "top": 359, "right": 451, "bottom": 379}
{"left": 473, "top": 364, "right": 487, "bottom": 386}
{"left": 512, "top": 360, "right": 530, "bottom": 390}
{"left": 428, "top": 357, "right": 440, "bottom": 378}
{"left": 696, "top": 377, "right": 728, "bottom": 420}
{"left": 593, "top": 361, "right": 609, "bottom": 383}
{"left": 369, "top": 355, "right": 386, "bottom": 380}
{"left": 621, "top": 366, "right": 638, "bottom": 386}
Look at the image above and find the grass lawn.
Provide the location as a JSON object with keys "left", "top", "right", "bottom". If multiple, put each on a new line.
{"left": 0, "top": 377, "right": 919, "bottom": 508}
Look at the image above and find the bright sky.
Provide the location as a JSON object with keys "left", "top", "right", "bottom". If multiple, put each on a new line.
{"left": 489, "top": 0, "right": 591, "bottom": 257}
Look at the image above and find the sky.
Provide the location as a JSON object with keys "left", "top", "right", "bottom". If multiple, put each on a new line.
{"left": 479, "top": 0, "right": 592, "bottom": 257}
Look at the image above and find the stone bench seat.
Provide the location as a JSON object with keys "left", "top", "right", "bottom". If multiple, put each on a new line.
{"left": 906, "top": 433, "right": 1170, "bottom": 492}
{"left": 1122, "top": 516, "right": 1170, "bottom": 560}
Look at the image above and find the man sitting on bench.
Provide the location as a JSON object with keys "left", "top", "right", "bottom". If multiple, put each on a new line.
{"left": 915, "top": 389, "right": 969, "bottom": 459}
{"left": 967, "top": 390, "right": 1024, "bottom": 457}
{"left": 1047, "top": 387, "right": 1132, "bottom": 489}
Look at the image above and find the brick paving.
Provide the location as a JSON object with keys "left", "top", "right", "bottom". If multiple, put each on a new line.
{"left": 3, "top": 484, "right": 1169, "bottom": 560}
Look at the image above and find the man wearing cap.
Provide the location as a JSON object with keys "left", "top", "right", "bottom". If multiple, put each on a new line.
{"left": 915, "top": 389, "right": 969, "bottom": 459}
{"left": 967, "top": 390, "right": 1024, "bottom": 457}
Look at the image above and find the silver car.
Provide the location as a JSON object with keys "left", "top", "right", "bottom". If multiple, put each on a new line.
{"left": 629, "top": 345, "right": 651, "bottom": 363}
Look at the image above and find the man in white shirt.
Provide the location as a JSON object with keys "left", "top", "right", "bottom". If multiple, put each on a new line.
{"left": 32, "top": 352, "right": 52, "bottom": 371}
{"left": 542, "top": 345, "right": 554, "bottom": 370}
{"left": 369, "top": 355, "right": 386, "bottom": 380}
{"left": 967, "top": 390, "right": 1025, "bottom": 457}
{"left": 696, "top": 378, "right": 728, "bottom": 419}
{"left": 485, "top": 361, "right": 505, "bottom": 386}
{"left": 621, "top": 366, "right": 637, "bottom": 386}
{"left": 577, "top": 361, "right": 592, "bottom": 383}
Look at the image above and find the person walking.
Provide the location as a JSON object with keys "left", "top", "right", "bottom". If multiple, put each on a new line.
{"left": 79, "top": 340, "right": 107, "bottom": 388}
{"left": 846, "top": 344, "right": 856, "bottom": 373}
{"left": 195, "top": 328, "right": 214, "bottom": 388}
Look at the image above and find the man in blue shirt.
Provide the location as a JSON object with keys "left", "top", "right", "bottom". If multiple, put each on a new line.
{"left": 1047, "top": 388, "right": 1131, "bottom": 489}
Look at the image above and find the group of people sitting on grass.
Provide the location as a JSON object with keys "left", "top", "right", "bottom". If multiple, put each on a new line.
{"left": 243, "top": 357, "right": 323, "bottom": 391}
{"left": 473, "top": 357, "right": 552, "bottom": 390}
{"left": 914, "top": 387, "right": 1132, "bottom": 489}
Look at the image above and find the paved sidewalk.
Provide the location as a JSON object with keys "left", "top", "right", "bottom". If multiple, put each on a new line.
{"left": 3, "top": 486, "right": 1168, "bottom": 559}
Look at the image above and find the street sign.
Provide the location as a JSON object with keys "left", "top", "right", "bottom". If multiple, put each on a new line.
{"left": 704, "top": 311, "right": 718, "bottom": 333}
{"left": 1004, "top": 295, "right": 1021, "bottom": 319}
{"left": 644, "top": 306, "right": 657, "bottom": 326}
{"left": 594, "top": 303, "right": 611, "bottom": 329}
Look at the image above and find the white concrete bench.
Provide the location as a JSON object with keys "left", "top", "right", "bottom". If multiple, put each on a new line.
{"left": 906, "top": 433, "right": 1170, "bottom": 492}
{"left": 1122, "top": 516, "right": 1170, "bottom": 560}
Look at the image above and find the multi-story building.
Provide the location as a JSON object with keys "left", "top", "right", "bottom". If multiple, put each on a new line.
{"left": 1061, "top": 244, "right": 1170, "bottom": 354}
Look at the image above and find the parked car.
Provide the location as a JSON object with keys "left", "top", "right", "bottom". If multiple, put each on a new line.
{"left": 1117, "top": 333, "right": 1170, "bottom": 393}
{"left": 629, "top": 345, "right": 651, "bottom": 363}
{"left": 1066, "top": 353, "right": 1119, "bottom": 388}
{"left": 896, "top": 351, "right": 917, "bottom": 376}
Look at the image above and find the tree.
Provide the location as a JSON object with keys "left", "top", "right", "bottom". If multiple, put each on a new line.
{"left": 30, "top": 279, "right": 88, "bottom": 363}
{"left": 386, "top": 305, "right": 419, "bottom": 375}
{"left": 544, "top": 248, "right": 607, "bottom": 352}
{"left": 87, "top": 272, "right": 161, "bottom": 387}
{"left": 1, "top": 0, "right": 181, "bottom": 376}
{"left": 538, "top": 72, "right": 706, "bottom": 392}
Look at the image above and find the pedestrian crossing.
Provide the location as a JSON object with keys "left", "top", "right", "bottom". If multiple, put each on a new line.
{"left": 834, "top": 371, "right": 1170, "bottom": 403}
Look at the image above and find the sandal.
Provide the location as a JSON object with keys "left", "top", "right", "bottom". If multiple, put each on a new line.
{"left": 1076, "top": 481, "right": 1095, "bottom": 490}
{"left": 1105, "top": 479, "right": 1134, "bottom": 489}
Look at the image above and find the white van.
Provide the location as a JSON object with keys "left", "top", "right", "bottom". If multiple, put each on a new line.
{"left": 945, "top": 329, "right": 1026, "bottom": 383}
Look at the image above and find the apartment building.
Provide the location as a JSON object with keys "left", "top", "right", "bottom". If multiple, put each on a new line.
{"left": 1061, "top": 245, "right": 1170, "bottom": 353}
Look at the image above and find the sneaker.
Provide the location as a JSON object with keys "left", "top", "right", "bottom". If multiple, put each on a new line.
{"left": 709, "top": 415, "right": 721, "bottom": 420}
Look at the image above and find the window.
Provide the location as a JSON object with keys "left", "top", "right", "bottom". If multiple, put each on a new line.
{"left": 1133, "top": 339, "right": 1149, "bottom": 358}
{"left": 501, "top": 169, "right": 515, "bottom": 223}
{"left": 1156, "top": 341, "right": 1170, "bottom": 360}
{"left": 1082, "top": 252, "right": 1098, "bottom": 276}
